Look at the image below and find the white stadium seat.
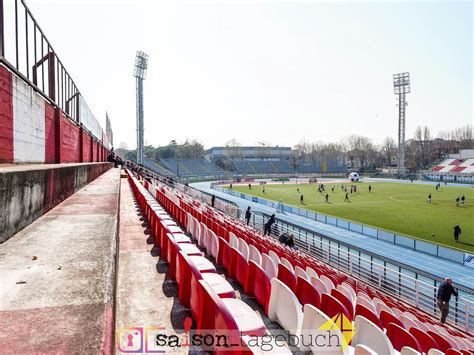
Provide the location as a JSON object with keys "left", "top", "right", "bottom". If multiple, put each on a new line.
{"left": 400, "top": 346, "right": 421, "bottom": 355}
{"left": 280, "top": 257, "right": 294, "bottom": 273}
{"left": 261, "top": 253, "right": 278, "bottom": 279}
{"left": 310, "top": 276, "right": 328, "bottom": 295}
{"left": 351, "top": 315, "right": 395, "bottom": 355}
{"left": 295, "top": 266, "right": 308, "bottom": 280}
{"left": 268, "top": 278, "right": 303, "bottom": 336}
{"left": 248, "top": 244, "right": 262, "bottom": 266}
{"left": 238, "top": 237, "right": 250, "bottom": 260}
{"left": 269, "top": 250, "right": 280, "bottom": 265}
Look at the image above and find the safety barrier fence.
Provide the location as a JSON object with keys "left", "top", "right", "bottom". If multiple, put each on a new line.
{"left": 245, "top": 209, "right": 474, "bottom": 332}
{"left": 0, "top": 0, "right": 110, "bottom": 147}
{"left": 211, "top": 185, "right": 472, "bottom": 268}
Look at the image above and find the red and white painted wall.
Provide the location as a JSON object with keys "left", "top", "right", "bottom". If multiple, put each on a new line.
{"left": 0, "top": 65, "right": 110, "bottom": 164}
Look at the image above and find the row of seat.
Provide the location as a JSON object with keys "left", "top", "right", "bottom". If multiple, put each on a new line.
{"left": 127, "top": 170, "right": 271, "bottom": 354}
{"left": 128, "top": 170, "right": 474, "bottom": 354}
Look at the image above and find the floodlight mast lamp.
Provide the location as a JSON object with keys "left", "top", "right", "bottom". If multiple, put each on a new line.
{"left": 393, "top": 72, "right": 410, "bottom": 175}
{"left": 134, "top": 51, "right": 149, "bottom": 165}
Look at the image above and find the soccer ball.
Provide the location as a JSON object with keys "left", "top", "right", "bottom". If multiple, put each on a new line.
{"left": 349, "top": 172, "right": 360, "bottom": 182}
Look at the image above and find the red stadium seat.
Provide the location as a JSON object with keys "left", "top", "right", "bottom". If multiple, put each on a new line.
{"left": 277, "top": 263, "right": 297, "bottom": 292}
{"left": 380, "top": 309, "right": 405, "bottom": 330}
{"left": 177, "top": 251, "right": 235, "bottom": 315}
{"left": 166, "top": 233, "right": 200, "bottom": 280}
{"left": 409, "top": 327, "right": 440, "bottom": 353}
{"left": 247, "top": 261, "right": 271, "bottom": 315}
{"left": 386, "top": 323, "right": 422, "bottom": 352}
{"left": 295, "top": 276, "right": 321, "bottom": 309}
{"left": 355, "top": 304, "right": 383, "bottom": 330}
{"left": 231, "top": 248, "right": 250, "bottom": 292}
{"left": 321, "top": 293, "right": 352, "bottom": 322}
{"left": 331, "top": 288, "right": 354, "bottom": 317}
{"left": 197, "top": 279, "right": 267, "bottom": 337}
{"left": 217, "top": 237, "right": 228, "bottom": 266}
{"left": 427, "top": 331, "right": 453, "bottom": 353}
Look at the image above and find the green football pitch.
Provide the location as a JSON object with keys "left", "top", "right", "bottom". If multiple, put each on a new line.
{"left": 227, "top": 181, "right": 474, "bottom": 252}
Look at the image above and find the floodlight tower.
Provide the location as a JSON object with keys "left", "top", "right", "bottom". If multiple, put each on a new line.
{"left": 393, "top": 72, "right": 410, "bottom": 175}
{"left": 134, "top": 51, "right": 149, "bottom": 165}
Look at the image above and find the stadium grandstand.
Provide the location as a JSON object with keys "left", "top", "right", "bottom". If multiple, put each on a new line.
{"left": 142, "top": 146, "right": 348, "bottom": 179}
{"left": 425, "top": 150, "right": 474, "bottom": 183}
{"left": 430, "top": 150, "right": 474, "bottom": 174}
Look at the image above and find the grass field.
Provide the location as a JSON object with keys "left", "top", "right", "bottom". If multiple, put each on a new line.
{"left": 228, "top": 181, "right": 474, "bottom": 252}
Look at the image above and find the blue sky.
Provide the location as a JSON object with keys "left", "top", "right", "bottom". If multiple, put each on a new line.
{"left": 20, "top": 1, "right": 474, "bottom": 148}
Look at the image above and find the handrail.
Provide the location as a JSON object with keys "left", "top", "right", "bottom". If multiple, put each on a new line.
{"left": 0, "top": 0, "right": 111, "bottom": 147}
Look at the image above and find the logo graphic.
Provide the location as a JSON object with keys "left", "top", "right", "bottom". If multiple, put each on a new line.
{"left": 464, "top": 254, "right": 474, "bottom": 269}
{"left": 117, "top": 327, "right": 144, "bottom": 353}
{"left": 318, "top": 313, "right": 356, "bottom": 351}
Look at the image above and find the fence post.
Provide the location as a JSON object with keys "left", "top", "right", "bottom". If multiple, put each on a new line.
{"left": 465, "top": 301, "right": 470, "bottom": 332}
{"left": 377, "top": 265, "right": 382, "bottom": 289}
{"left": 415, "top": 280, "right": 419, "bottom": 308}
{"left": 47, "top": 52, "right": 55, "bottom": 101}
{"left": 349, "top": 253, "right": 353, "bottom": 275}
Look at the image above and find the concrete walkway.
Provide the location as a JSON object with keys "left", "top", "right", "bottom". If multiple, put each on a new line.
{"left": 115, "top": 176, "right": 193, "bottom": 354}
{"left": 0, "top": 168, "right": 120, "bottom": 353}
{"left": 192, "top": 181, "right": 474, "bottom": 292}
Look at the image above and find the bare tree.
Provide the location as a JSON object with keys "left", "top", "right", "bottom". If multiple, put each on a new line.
{"left": 225, "top": 139, "right": 242, "bottom": 159}
{"left": 381, "top": 137, "right": 397, "bottom": 166}
{"left": 294, "top": 139, "right": 312, "bottom": 158}
{"left": 414, "top": 126, "right": 432, "bottom": 168}
{"left": 341, "top": 136, "right": 359, "bottom": 168}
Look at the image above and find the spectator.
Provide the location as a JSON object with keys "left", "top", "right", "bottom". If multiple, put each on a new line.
{"left": 278, "top": 232, "right": 288, "bottom": 244}
{"left": 211, "top": 195, "right": 215, "bottom": 208}
{"left": 107, "top": 151, "right": 118, "bottom": 168}
{"left": 245, "top": 206, "right": 252, "bottom": 225}
{"left": 454, "top": 225, "right": 461, "bottom": 242}
{"left": 264, "top": 214, "right": 276, "bottom": 236}
{"left": 436, "top": 278, "right": 458, "bottom": 323}
{"left": 285, "top": 234, "right": 295, "bottom": 249}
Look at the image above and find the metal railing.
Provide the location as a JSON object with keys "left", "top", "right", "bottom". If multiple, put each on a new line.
{"left": 0, "top": 0, "right": 110, "bottom": 147}
{"left": 251, "top": 211, "right": 474, "bottom": 332}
